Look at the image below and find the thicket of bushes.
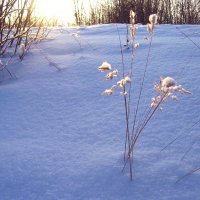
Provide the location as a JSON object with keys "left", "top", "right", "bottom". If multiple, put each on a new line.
{"left": 73, "top": 0, "right": 200, "bottom": 25}
{"left": 0, "top": 0, "right": 50, "bottom": 57}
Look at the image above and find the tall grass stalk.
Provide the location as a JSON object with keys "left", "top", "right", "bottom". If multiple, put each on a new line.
{"left": 116, "top": 24, "right": 130, "bottom": 164}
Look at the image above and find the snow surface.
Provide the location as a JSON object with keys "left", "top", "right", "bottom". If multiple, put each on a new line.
{"left": 0, "top": 24, "right": 200, "bottom": 200}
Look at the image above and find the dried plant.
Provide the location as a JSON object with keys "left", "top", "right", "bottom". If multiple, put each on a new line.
{"left": 0, "top": 0, "right": 51, "bottom": 61}
{"left": 98, "top": 61, "right": 112, "bottom": 72}
{"left": 0, "top": 0, "right": 54, "bottom": 84}
{"left": 98, "top": 12, "right": 191, "bottom": 181}
{"left": 129, "top": 10, "right": 136, "bottom": 39}
{"left": 105, "top": 69, "right": 118, "bottom": 80}
{"left": 102, "top": 85, "right": 117, "bottom": 95}
{"left": 151, "top": 76, "right": 191, "bottom": 109}
{"left": 147, "top": 14, "right": 158, "bottom": 34}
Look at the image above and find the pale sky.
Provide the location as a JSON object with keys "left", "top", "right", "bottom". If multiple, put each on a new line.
{"left": 35, "top": 0, "right": 98, "bottom": 24}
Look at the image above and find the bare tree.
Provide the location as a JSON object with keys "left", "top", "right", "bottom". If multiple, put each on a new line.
{"left": 73, "top": 0, "right": 200, "bottom": 25}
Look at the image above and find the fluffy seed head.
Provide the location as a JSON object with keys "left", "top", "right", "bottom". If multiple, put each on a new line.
{"left": 151, "top": 76, "right": 191, "bottom": 109}
{"left": 102, "top": 85, "right": 116, "bottom": 95}
{"left": 134, "top": 43, "right": 140, "bottom": 49}
{"left": 124, "top": 76, "right": 131, "bottom": 83}
{"left": 111, "top": 85, "right": 116, "bottom": 90}
{"left": 149, "top": 14, "right": 158, "bottom": 25}
{"left": 117, "top": 76, "right": 131, "bottom": 88}
{"left": 117, "top": 79, "right": 125, "bottom": 88}
{"left": 98, "top": 61, "right": 112, "bottom": 72}
{"left": 130, "top": 10, "right": 136, "bottom": 19}
{"left": 160, "top": 77, "right": 176, "bottom": 88}
{"left": 105, "top": 69, "right": 118, "bottom": 80}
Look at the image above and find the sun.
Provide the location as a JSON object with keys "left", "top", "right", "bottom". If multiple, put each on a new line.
{"left": 35, "top": 0, "right": 75, "bottom": 24}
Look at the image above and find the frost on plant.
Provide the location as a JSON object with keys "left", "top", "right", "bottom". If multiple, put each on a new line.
{"left": 117, "top": 76, "right": 131, "bottom": 88}
{"left": 149, "top": 14, "right": 158, "bottom": 25}
{"left": 129, "top": 10, "right": 136, "bottom": 38}
{"left": 105, "top": 69, "right": 118, "bottom": 80}
{"left": 102, "top": 85, "right": 116, "bottom": 95}
{"left": 151, "top": 76, "right": 192, "bottom": 109}
{"left": 98, "top": 61, "right": 112, "bottom": 72}
{"left": 147, "top": 14, "right": 158, "bottom": 33}
{"left": 97, "top": 62, "right": 131, "bottom": 96}
{"left": 97, "top": 12, "right": 191, "bottom": 181}
{"left": 134, "top": 43, "right": 140, "bottom": 49}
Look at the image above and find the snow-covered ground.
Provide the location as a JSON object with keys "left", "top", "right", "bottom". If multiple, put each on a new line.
{"left": 0, "top": 24, "right": 199, "bottom": 200}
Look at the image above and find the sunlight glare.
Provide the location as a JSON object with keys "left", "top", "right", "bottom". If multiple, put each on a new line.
{"left": 35, "top": 0, "right": 75, "bottom": 24}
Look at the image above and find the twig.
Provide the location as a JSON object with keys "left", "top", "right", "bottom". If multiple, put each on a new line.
{"left": 116, "top": 24, "right": 130, "bottom": 167}
{"left": 131, "top": 34, "right": 153, "bottom": 141}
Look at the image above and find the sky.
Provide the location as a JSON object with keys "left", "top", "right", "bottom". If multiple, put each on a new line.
{"left": 35, "top": 0, "right": 75, "bottom": 24}
{"left": 35, "top": 0, "right": 98, "bottom": 24}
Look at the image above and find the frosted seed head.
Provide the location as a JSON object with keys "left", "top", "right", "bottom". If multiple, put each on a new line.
{"left": 157, "top": 95, "right": 161, "bottom": 101}
{"left": 105, "top": 71, "right": 114, "bottom": 80}
{"left": 102, "top": 85, "right": 116, "bottom": 95}
{"left": 149, "top": 14, "right": 158, "bottom": 25}
{"left": 124, "top": 76, "right": 131, "bottom": 83}
{"left": 117, "top": 79, "right": 125, "bottom": 88}
{"left": 111, "top": 85, "right": 116, "bottom": 90}
{"left": 102, "top": 89, "right": 112, "bottom": 95}
{"left": 105, "top": 69, "right": 118, "bottom": 80}
{"left": 160, "top": 77, "right": 176, "bottom": 88}
{"left": 130, "top": 10, "right": 136, "bottom": 19}
{"left": 111, "top": 69, "right": 118, "bottom": 77}
{"left": 98, "top": 61, "right": 112, "bottom": 72}
{"left": 134, "top": 43, "right": 140, "bottom": 49}
{"left": 150, "top": 102, "right": 155, "bottom": 107}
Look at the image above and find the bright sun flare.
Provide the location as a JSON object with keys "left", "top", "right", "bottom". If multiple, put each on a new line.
{"left": 35, "top": 0, "right": 75, "bottom": 24}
